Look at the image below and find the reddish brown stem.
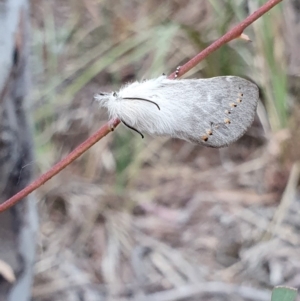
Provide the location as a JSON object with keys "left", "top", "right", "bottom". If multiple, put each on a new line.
{"left": 0, "top": 0, "right": 283, "bottom": 213}
{"left": 169, "top": 0, "right": 283, "bottom": 79}
{"left": 0, "top": 119, "right": 120, "bottom": 212}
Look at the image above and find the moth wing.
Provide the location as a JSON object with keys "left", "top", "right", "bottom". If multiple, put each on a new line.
{"left": 157, "top": 76, "right": 259, "bottom": 147}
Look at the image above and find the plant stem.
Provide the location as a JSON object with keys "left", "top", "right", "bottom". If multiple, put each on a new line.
{"left": 168, "top": 0, "right": 283, "bottom": 79}
{"left": 0, "top": 119, "right": 119, "bottom": 212}
{"left": 0, "top": 0, "right": 283, "bottom": 213}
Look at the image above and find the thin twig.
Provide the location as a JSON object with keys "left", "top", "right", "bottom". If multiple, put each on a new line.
{"left": 0, "top": 119, "right": 119, "bottom": 212}
{"left": 168, "top": 0, "right": 283, "bottom": 79}
{"left": 0, "top": 0, "right": 283, "bottom": 213}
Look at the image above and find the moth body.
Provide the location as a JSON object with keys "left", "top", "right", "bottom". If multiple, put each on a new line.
{"left": 95, "top": 76, "right": 259, "bottom": 147}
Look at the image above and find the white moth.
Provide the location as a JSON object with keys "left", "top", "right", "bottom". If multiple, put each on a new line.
{"left": 95, "top": 75, "right": 259, "bottom": 148}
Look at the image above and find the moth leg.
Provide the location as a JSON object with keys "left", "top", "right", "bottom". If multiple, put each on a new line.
{"left": 121, "top": 120, "right": 144, "bottom": 139}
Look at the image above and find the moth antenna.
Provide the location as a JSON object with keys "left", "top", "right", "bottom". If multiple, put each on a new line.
{"left": 121, "top": 120, "right": 144, "bottom": 139}
{"left": 122, "top": 97, "right": 160, "bottom": 111}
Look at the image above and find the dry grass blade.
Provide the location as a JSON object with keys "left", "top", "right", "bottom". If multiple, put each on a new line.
{"left": 263, "top": 162, "right": 300, "bottom": 240}
{"left": 114, "top": 282, "right": 271, "bottom": 301}
{"left": 0, "top": 259, "right": 16, "bottom": 283}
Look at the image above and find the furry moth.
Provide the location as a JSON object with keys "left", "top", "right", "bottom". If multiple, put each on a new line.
{"left": 95, "top": 75, "right": 259, "bottom": 148}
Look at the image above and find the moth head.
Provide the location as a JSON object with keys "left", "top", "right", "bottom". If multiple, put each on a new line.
{"left": 94, "top": 91, "right": 120, "bottom": 107}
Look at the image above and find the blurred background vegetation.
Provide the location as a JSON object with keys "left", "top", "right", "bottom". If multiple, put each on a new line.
{"left": 30, "top": 0, "right": 300, "bottom": 300}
